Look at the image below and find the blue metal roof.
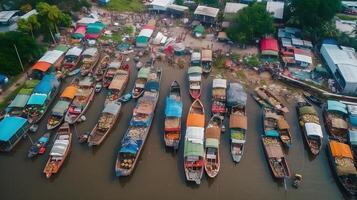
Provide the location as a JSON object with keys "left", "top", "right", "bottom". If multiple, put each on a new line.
{"left": 27, "top": 93, "right": 47, "bottom": 105}
{"left": 33, "top": 74, "right": 55, "bottom": 94}
{"left": 350, "top": 115, "right": 357, "bottom": 127}
{"left": 0, "top": 117, "right": 27, "bottom": 142}
{"left": 349, "top": 130, "right": 357, "bottom": 145}
{"left": 327, "top": 100, "right": 347, "bottom": 115}
{"left": 165, "top": 97, "right": 182, "bottom": 117}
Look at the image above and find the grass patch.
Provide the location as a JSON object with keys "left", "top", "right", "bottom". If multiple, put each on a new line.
{"left": 236, "top": 70, "right": 246, "bottom": 80}
{"left": 101, "top": 33, "right": 123, "bottom": 42}
{"left": 213, "top": 55, "right": 226, "bottom": 69}
{"left": 0, "top": 85, "right": 23, "bottom": 111}
{"left": 106, "top": 0, "right": 144, "bottom": 12}
{"left": 336, "top": 14, "right": 357, "bottom": 21}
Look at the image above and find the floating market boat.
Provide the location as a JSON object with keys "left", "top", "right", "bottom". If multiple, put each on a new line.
{"left": 62, "top": 46, "right": 83, "bottom": 74}
{"left": 296, "top": 98, "right": 323, "bottom": 156}
{"left": 27, "top": 132, "right": 50, "bottom": 158}
{"left": 94, "top": 54, "right": 110, "bottom": 82}
{"left": 327, "top": 140, "right": 357, "bottom": 196}
{"left": 106, "top": 64, "right": 130, "bottom": 104}
{"left": 103, "top": 60, "right": 122, "bottom": 88}
{"left": 47, "top": 79, "right": 79, "bottom": 130}
{"left": 164, "top": 81, "right": 182, "bottom": 149}
{"left": 204, "top": 115, "right": 222, "bottom": 178}
{"left": 255, "top": 87, "right": 289, "bottom": 113}
{"left": 191, "top": 51, "right": 201, "bottom": 66}
{"left": 261, "top": 136, "right": 291, "bottom": 179}
{"left": 0, "top": 116, "right": 30, "bottom": 152}
{"left": 201, "top": 49, "right": 212, "bottom": 73}
{"left": 80, "top": 47, "right": 100, "bottom": 76}
{"left": 43, "top": 123, "right": 72, "bottom": 178}
{"left": 24, "top": 74, "right": 60, "bottom": 124}
{"left": 118, "top": 93, "right": 132, "bottom": 103}
{"left": 132, "top": 67, "right": 150, "bottom": 99}
{"left": 324, "top": 100, "right": 348, "bottom": 143}
{"left": 65, "top": 77, "right": 95, "bottom": 124}
{"left": 184, "top": 99, "right": 205, "bottom": 184}
{"left": 115, "top": 67, "right": 161, "bottom": 177}
{"left": 88, "top": 102, "right": 122, "bottom": 146}
{"left": 188, "top": 66, "right": 202, "bottom": 99}
{"left": 212, "top": 79, "right": 227, "bottom": 116}
{"left": 347, "top": 104, "right": 357, "bottom": 158}
{"left": 229, "top": 106, "right": 248, "bottom": 163}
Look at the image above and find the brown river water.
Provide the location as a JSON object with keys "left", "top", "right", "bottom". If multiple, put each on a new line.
{"left": 0, "top": 58, "right": 344, "bottom": 200}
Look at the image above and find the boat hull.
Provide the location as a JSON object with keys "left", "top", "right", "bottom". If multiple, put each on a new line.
{"left": 65, "top": 90, "right": 95, "bottom": 124}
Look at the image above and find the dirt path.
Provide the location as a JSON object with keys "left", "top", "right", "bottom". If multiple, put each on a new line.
{"left": 0, "top": 71, "right": 29, "bottom": 103}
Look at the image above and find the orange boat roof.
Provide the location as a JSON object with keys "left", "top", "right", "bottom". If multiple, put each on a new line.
{"left": 32, "top": 61, "right": 52, "bottom": 72}
{"left": 187, "top": 113, "right": 204, "bottom": 127}
{"left": 60, "top": 85, "right": 78, "bottom": 99}
{"left": 329, "top": 140, "right": 353, "bottom": 159}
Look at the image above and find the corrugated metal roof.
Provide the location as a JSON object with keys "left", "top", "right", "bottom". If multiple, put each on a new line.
{"left": 194, "top": 6, "right": 219, "bottom": 18}
{"left": 224, "top": 3, "right": 247, "bottom": 14}
{"left": 0, "top": 10, "right": 18, "bottom": 22}
{"left": 266, "top": 1, "right": 284, "bottom": 19}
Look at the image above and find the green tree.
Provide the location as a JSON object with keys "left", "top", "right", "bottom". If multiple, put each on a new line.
{"left": 17, "top": 15, "right": 40, "bottom": 39}
{"left": 20, "top": 3, "right": 32, "bottom": 13}
{"left": 37, "top": 2, "right": 61, "bottom": 33}
{"left": 175, "top": 0, "right": 184, "bottom": 5}
{"left": 227, "top": 3, "right": 274, "bottom": 44}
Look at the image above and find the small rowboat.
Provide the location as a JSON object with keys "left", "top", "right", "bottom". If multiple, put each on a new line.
{"left": 28, "top": 133, "right": 50, "bottom": 158}
{"left": 188, "top": 66, "right": 202, "bottom": 99}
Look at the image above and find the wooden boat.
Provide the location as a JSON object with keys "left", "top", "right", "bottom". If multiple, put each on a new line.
{"left": 204, "top": 115, "right": 222, "bottom": 178}
{"left": 0, "top": 116, "right": 30, "bottom": 152}
{"left": 27, "top": 133, "right": 50, "bottom": 158}
{"left": 184, "top": 99, "right": 205, "bottom": 184}
{"left": 277, "top": 115, "right": 292, "bottom": 147}
{"left": 251, "top": 94, "right": 273, "bottom": 109}
{"left": 24, "top": 74, "right": 61, "bottom": 124}
{"left": 88, "top": 102, "right": 122, "bottom": 146}
{"left": 94, "top": 54, "right": 110, "bottom": 82}
{"left": 80, "top": 47, "right": 100, "bottom": 76}
{"left": 303, "top": 92, "right": 322, "bottom": 106}
{"left": 212, "top": 79, "right": 227, "bottom": 116}
{"left": 296, "top": 98, "right": 323, "bottom": 156}
{"left": 105, "top": 64, "right": 130, "bottom": 104}
{"left": 43, "top": 123, "right": 72, "bottom": 178}
{"left": 324, "top": 100, "right": 349, "bottom": 143}
{"left": 103, "top": 59, "right": 123, "bottom": 88}
{"left": 201, "top": 49, "right": 212, "bottom": 73}
{"left": 164, "top": 81, "right": 182, "bottom": 149}
{"left": 132, "top": 67, "right": 150, "bottom": 99}
{"left": 62, "top": 46, "right": 83, "bottom": 74}
{"left": 188, "top": 66, "right": 202, "bottom": 99}
{"left": 118, "top": 93, "right": 132, "bottom": 103}
{"left": 47, "top": 78, "right": 79, "bottom": 130}
{"left": 115, "top": 67, "right": 162, "bottom": 176}
{"left": 229, "top": 105, "right": 248, "bottom": 163}
{"left": 65, "top": 77, "right": 95, "bottom": 124}
{"left": 327, "top": 140, "right": 357, "bottom": 196}
{"left": 261, "top": 136, "right": 291, "bottom": 179}
{"left": 255, "top": 87, "right": 289, "bottom": 113}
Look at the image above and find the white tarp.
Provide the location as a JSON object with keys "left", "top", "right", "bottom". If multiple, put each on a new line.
{"left": 232, "top": 139, "right": 246, "bottom": 144}
{"left": 305, "top": 123, "right": 323, "bottom": 138}
{"left": 347, "top": 105, "right": 357, "bottom": 115}
{"left": 153, "top": 32, "right": 164, "bottom": 45}
{"left": 191, "top": 52, "right": 201, "bottom": 61}
{"left": 185, "top": 127, "right": 204, "bottom": 144}
{"left": 108, "top": 61, "right": 121, "bottom": 69}
{"left": 39, "top": 50, "right": 64, "bottom": 64}
{"left": 294, "top": 53, "right": 312, "bottom": 64}
{"left": 66, "top": 47, "right": 83, "bottom": 57}
{"left": 77, "top": 17, "right": 98, "bottom": 25}
{"left": 82, "top": 48, "right": 98, "bottom": 56}
{"left": 189, "top": 75, "right": 201, "bottom": 81}
{"left": 213, "top": 79, "right": 227, "bottom": 89}
{"left": 139, "top": 29, "right": 154, "bottom": 38}
{"left": 50, "top": 139, "right": 69, "bottom": 156}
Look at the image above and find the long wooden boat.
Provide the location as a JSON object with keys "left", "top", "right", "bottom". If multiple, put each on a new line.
{"left": 0, "top": 116, "right": 30, "bottom": 152}
{"left": 80, "top": 47, "right": 100, "bottom": 76}
{"left": 88, "top": 102, "right": 122, "bottom": 146}
{"left": 132, "top": 67, "right": 150, "bottom": 99}
{"left": 212, "top": 78, "right": 227, "bottom": 116}
{"left": 24, "top": 74, "right": 61, "bottom": 124}
{"left": 263, "top": 107, "right": 292, "bottom": 147}
{"left": 105, "top": 64, "right": 130, "bottom": 104}
{"left": 277, "top": 115, "right": 292, "bottom": 147}
{"left": 204, "top": 115, "right": 222, "bottom": 178}
{"left": 324, "top": 100, "right": 349, "bottom": 143}
{"left": 229, "top": 105, "right": 248, "bottom": 163}
{"left": 27, "top": 133, "right": 50, "bottom": 158}
{"left": 296, "top": 98, "right": 323, "bottom": 156}
{"left": 303, "top": 92, "right": 322, "bottom": 106}
{"left": 62, "top": 46, "right": 83, "bottom": 74}
{"left": 115, "top": 67, "right": 162, "bottom": 176}
{"left": 94, "top": 54, "right": 110, "bottom": 82}
{"left": 261, "top": 136, "right": 291, "bottom": 179}
{"left": 188, "top": 66, "right": 202, "bottom": 99}
{"left": 103, "top": 59, "right": 123, "bottom": 88}
{"left": 47, "top": 78, "right": 79, "bottom": 130}
{"left": 164, "top": 81, "right": 182, "bottom": 149}
{"left": 65, "top": 77, "right": 95, "bottom": 124}
{"left": 184, "top": 99, "right": 205, "bottom": 184}
{"left": 201, "top": 49, "right": 212, "bottom": 73}
{"left": 43, "top": 123, "right": 72, "bottom": 178}
{"left": 255, "top": 87, "right": 289, "bottom": 113}
{"left": 327, "top": 140, "right": 357, "bottom": 196}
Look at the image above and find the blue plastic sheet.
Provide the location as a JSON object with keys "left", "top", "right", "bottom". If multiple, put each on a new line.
{"left": 265, "top": 130, "right": 279, "bottom": 137}
{"left": 165, "top": 97, "right": 182, "bottom": 117}
{"left": 33, "top": 74, "right": 56, "bottom": 95}
{"left": 0, "top": 117, "right": 28, "bottom": 142}
{"left": 27, "top": 93, "right": 47, "bottom": 105}
{"left": 145, "top": 81, "right": 159, "bottom": 91}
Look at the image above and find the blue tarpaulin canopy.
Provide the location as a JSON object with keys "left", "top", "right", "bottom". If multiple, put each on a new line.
{"left": 349, "top": 130, "right": 357, "bottom": 146}
{"left": 27, "top": 93, "right": 47, "bottom": 106}
{"left": 145, "top": 81, "right": 159, "bottom": 91}
{"left": 0, "top": 117, "right": 28, "bottom": 142}
{"left": 120, "top": 140, "right": 140, "bottom": 154}
{"left": 350, "top": 115, "right": 357, "bottom": 127}
{"left": 8, "top": 94, "right": 30, "bottom": 108}
{"left": 165, "top": 97, "right": 182, "bottom": 117}
{"left": 327, "top": 100, "right": 347, "bottom": 115}
{"left": 33, "top": 74, "right": 57, "bottom": 95}
{"left": 265, "top": 130, "right": 279, "bottom": 137}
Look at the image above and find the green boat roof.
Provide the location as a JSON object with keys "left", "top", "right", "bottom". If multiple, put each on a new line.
{"left": 55, "top": 45, "right": 69, "bottom": 52}
{"left": 205, "top": 138, "right": 219, "bottom": 148}
{"left": 184, "top": 141, "right": 204, "bottom": 157}
{"left": 138, "top": 67, "right": 150, "bottom": 78}
{"left": 188, "top": 66, "right": 202, "bottom": 74}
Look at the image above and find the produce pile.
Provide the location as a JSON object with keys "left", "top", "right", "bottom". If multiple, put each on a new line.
{"left": 300, "top": 114, "right": 320, "bottom": 126}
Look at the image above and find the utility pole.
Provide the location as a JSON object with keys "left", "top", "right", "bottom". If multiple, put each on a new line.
{"left": 13, "top": 44, "right": 25, "bottom": 72}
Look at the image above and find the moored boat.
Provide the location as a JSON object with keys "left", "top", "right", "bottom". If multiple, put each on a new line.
{"left": 62, "top": 46, "right": 83, "bottom": 74}
{"left": 303, "top": 92, "right": 322, "bottom": 106}
{"left": 0, "top": 116, "right": 30, "bottom": 152}
{"left": 43, "top": 123, "right": 72, "bottom": 178}
{"left": 255, "top": 87, "right": 289, "bottom": 113}
{"left": 164, "top": 81, "right": 182, "bottom": 149}
{"left": 27, "top": 133, "right": 50, "bottom": 158}
{"left": 188, "top": 66, "right": 202, "bottom": 99}
{"left": 103, "top": 60, "right": 122, "bottom": 88}
{"left": 132, "top": 67, "right": 150, "bottom": 99}
{"left": 94, "top": 54, "right": 110, "bottom": 82}
{"left": 204, "top": 115, "right": 222, "bottom": 178}
{"left": 88, "top": 102, "right": 122, "bottom": 146}
{"left": 277, "top": 115, "right": 292, "bottom": 147}
{"left": 201, "top": 49, "right": 212, "bottom": 73}
{"left": 212, "top": 78, "right": 227, "bottom": 117}
{"left": 184, "top": 99, "right": 205, "bottom": 184}
{"left": 80, "top": 47, "right": 100, "bottom": 76}
{"left": 324, "top": 100, "right": 348, "bottom": 143}
{"left": 347, "top": 104, "right": 357, "bottom": 158}
{"left": 105, "top": 64, "right": 130, "bottom": 104}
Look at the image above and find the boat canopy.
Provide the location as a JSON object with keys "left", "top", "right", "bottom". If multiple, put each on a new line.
{"left": 145, "top": 81, "right": 159, "bottom": 91}
{"left": 299, "top": 106, "right": 317, "bottom": 116}
{"left": 329, "top": 140, "right": 353, "bottom": 159}
{"left": 265, "top": 129, "right": 279, "bottom": 137}
{"left": 0, "top": 117, "right": 28, "bottom": 142}
{"left": 213, "top": 79, "right": 227, "bottom": 89}
{"left": 201, "top": 49, "right": 212, "bottom": 62}
{"left": 264, "top": 140, "right": 284, "bottom": 158}
{"left": 189, "top": 75, "right": 201, "bottom": 82}
{"left": 120, "top": 141, "right": 139, "bottom": 154}
{"left": 108, "top": 61, "right": 121, "bottom": 69}
{"left": 165, "top": 97, "right": 182, "bottom": 117}
{"left": 52, "top": 100, "right": 70, "bottom": 116}
{"left": 277, "top": 118, "right": 289, "bottom": 130}
{"left": 103, "top": 102, "right": 121, "bottom": 115}
{"left": 229, "top": 115, "right": 247, "bottom": 129}
{"left": 227, "top": 83, "right": 247, "bottom": 107}
{"left": 184, "top": 141, "right": 204, "bottom": 157}
{"left": 38, "top": 50, "right": 64, "bottom": 64}
{"left": 187, "top": 113, "right": 205, "bottom": 127}
{"left": 34, "top": 74, "right": 58, "bottom": 94}
{"left": 50, "top": 139, "right": 69, "bottom": 156}
{"left": 138, "top": 67, "right": 150, "bottom": 78}
{"left": 109, "top": 76, "right": 126, "bottom": 90}
{"left": 349, "top": 115, "right": 357, "bottom": 127}
{"left": 25, "top": 80, "right": 40, "bottom": 88}
{"left": 8, "top": 94, "right": 30, "bottom": 108}
{"left": 66, "top": 46, "right": 83, "bottom": 57}
{"left": 188, "top": 66, "right": 202, "bottom": 74}
{"left": 82, "top": 48, "right": 98, "bottom": 56}
{"left": 331, "top": 118, "right": 348, "bottom": 129}
{"left": 304, "top": 123, "right": 323, "bottom": 138}
{"left": 205, "top": 138, "right": 219, "bottom": 148}
{"left": 349, "top": 130, "right": 357, "bottom": 146}
{"left": 72, "top": 26, "right": 86, "bottom": 39}
{"left": 191, "top": 52, "right": 201, "bottom": 62}
{"left": 79, "top": 77, "right": 93, "bottom": 87}
{"left": 205, "top": 127, "right": 220, "bottom": 139}
{"left": 347, "top": 104, "right": 357, "bottom": 115}
{"left": 18, "top": 88, "right": 34, "bottom": 95}
{"left": 55, "top": 44, "right": 69, "bottom": 52}
{"left": 60, "top": 85, "right": 78, "bottom": 99}
{"left": 32, "top": 61, "right": 52, "bottom": 72}
{"left": 185, "top": 127, "right": 204, "bottom": 144}
{"left": 27, "top": 93, "right": 47, "bottom": 106}
{"left": 327, "top": 100, "right": 347, "bottom": 115}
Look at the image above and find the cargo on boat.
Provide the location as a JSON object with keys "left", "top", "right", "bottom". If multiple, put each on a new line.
{"left": 62, "top": 46, "right": 83, "bottom": 73}
{"left": 255, "top": 87, "right": 289, "bottom": 113}
{"left": 132, "top": 67, "right": 150, "bottom": 99}
{"left": 201, "top": 49, "right": 212, "bottom": 73}
{"left": 324, "top": 100, "right": 348, "bottom": 143}
{"left": 94, "top": 54, "right": 110, "bottom": 82}
{"left": 347, "top": 105, "right": 357, "bottom": 158}
{"left": 106, "top": 64, "right": 130, "bottom": 104}
{"left": 188, "top": 66, "right": 202, "bottom": 99}
{"left": 204, "top": 115, "right": 222, "bottom": 178}
{"left": 80, "top": 47, "right": 100, "bottom": 76}
{"left": 103, "top": 60, "right": 122, "bottom": 88}
{"left": 0, "top": 116, "right": 29, "bottom": 152}
{"left": 211, "top": 79, "right": 227, "bottom": 116}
